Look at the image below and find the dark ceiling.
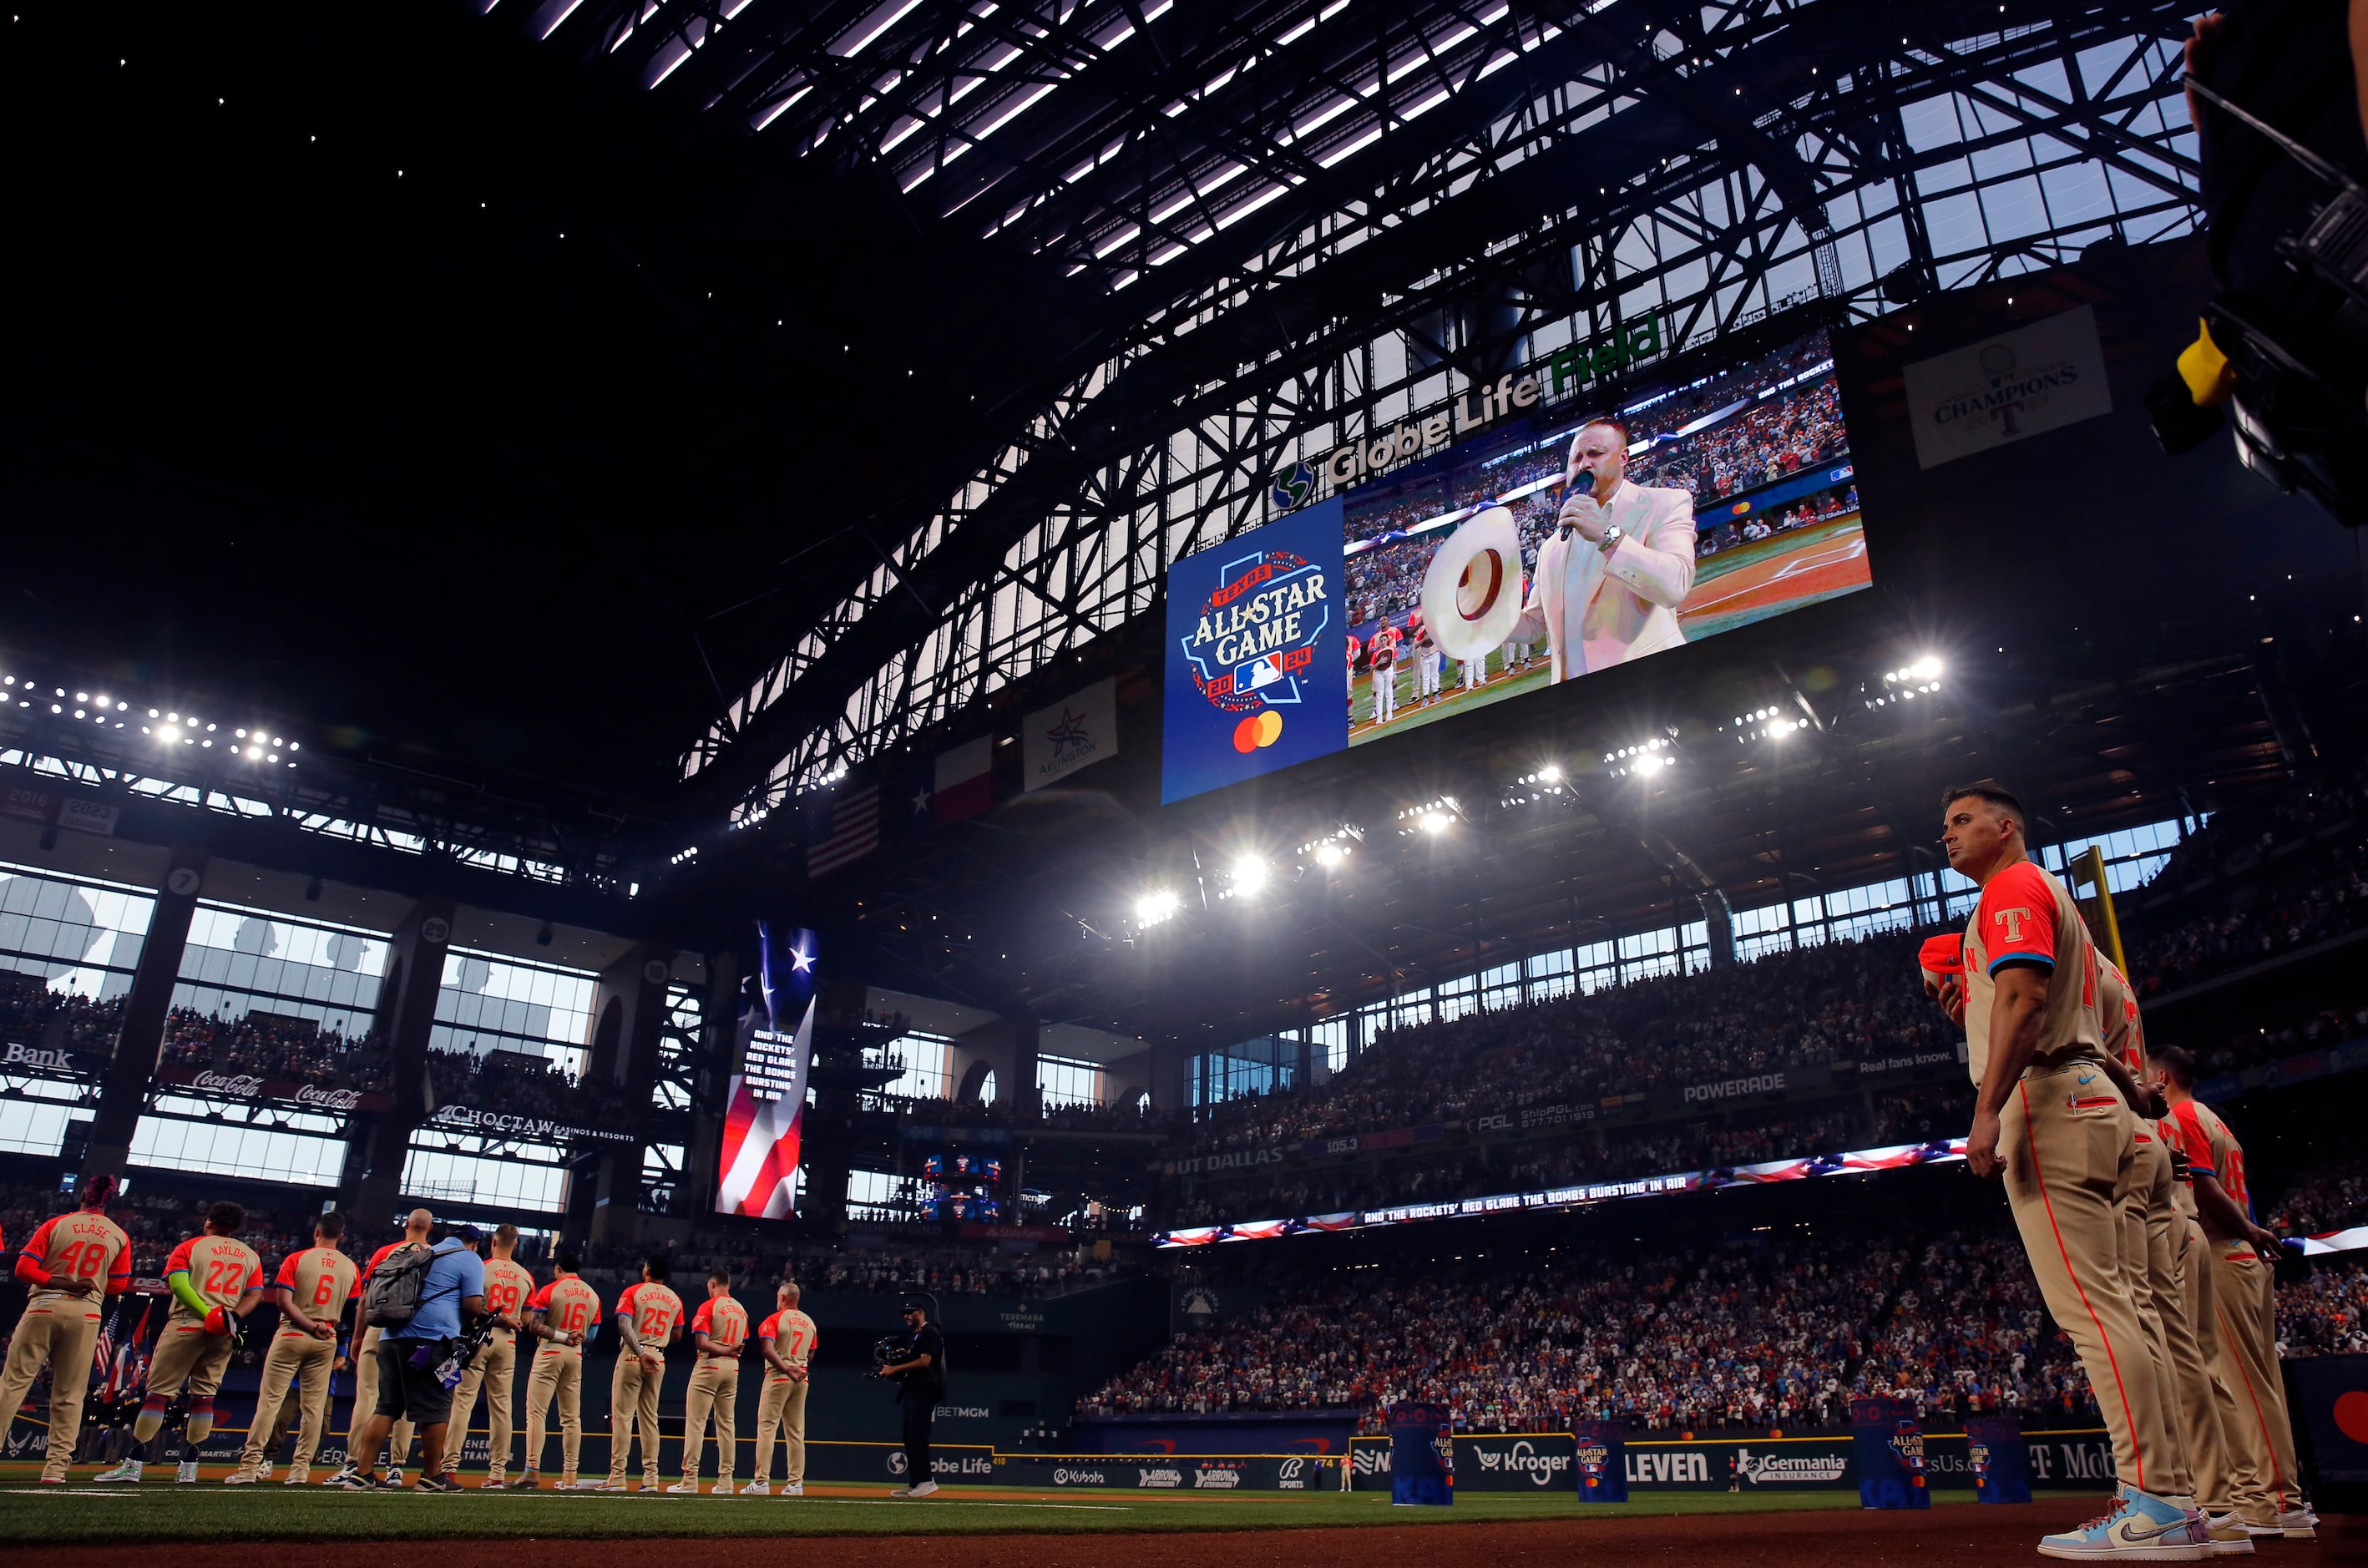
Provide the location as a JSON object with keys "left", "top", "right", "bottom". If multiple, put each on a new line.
{"left": 0, "top": 1, "right": 1094, "bottom": 811}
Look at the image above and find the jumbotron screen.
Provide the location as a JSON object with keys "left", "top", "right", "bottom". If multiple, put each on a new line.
{"left": 1160, "top": 327, "right": 1870, "bottom": 802}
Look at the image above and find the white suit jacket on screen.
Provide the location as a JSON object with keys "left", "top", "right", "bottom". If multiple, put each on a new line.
{"left": 1510, "top": 478, "right": 1698, "bottom": 680}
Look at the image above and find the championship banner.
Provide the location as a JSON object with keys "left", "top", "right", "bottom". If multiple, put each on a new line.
{"left": 1160, "top": 497, "right": 1347, "bottom": 803}
{"left": 1966, "top": 1414, "right": 2032, "bottom": 1504}
{"left": 1386, "top": 1401, "right": 1454, "bottom": 1506}
{"left": 715, "top": 922, "right": 817, "bottom": 1218}
{"left": 1574, "top": 1420, "right": 1627, "bottom": 1502}
{"left": 1851, "top": 1396, "right": 1930, "bottom": 1510}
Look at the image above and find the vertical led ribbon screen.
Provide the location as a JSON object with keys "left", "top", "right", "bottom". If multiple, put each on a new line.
{"left": 715, "top": 921, "right": 816, "bottom": 1218}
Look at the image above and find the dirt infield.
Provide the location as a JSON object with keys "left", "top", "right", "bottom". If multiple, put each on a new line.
{"left": 21, "top": 1500, "right": 2352, "bottom": 1568}
{"left": 1679, "top": 514, "right": 1871, "bottom": 640}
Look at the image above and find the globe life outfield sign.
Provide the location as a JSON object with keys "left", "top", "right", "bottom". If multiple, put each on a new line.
{"left": 1278, "top": 316, "right": 1667, "bottom": 503}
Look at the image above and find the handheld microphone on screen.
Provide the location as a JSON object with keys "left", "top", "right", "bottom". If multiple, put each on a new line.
{"left": 1560, "top": 466, "right": 1594, "bottom": 532}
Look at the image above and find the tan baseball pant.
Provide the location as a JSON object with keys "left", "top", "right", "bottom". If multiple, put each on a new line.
{"left": 2163, "top": 1212, "right": 2234, "bottom": 1515}
{"left": 0, "top": 1292, "right": 102, "bottom": 1482}
{"left": 2001, "top": 1066, "right": 2181, "bottom": 1499}
{"left": 609, "top": 1353, "right": 664, "bottom": 1486}
{"left": 449, "top": 1332, "right": 519, "bottom": 1481}
{"left": 523, "top": 1344, "right": 584, "bottom": 1484}
{"left": 681, "top": 1357, "right": 739, "bottom": 1485}
{"left": 237, "top": 1330, "right": 336, "bottom": 1479}
{"left": 753, "top": 1374, "right": 808, "bottom": 1485}
{"left": 2115, "top": 1135, "right": 2193, "bottom": 1497}
{"left": 349, "top": 1325, "right": 416, "bottom": 1470}
{"left": 2209, "top": 1246, "right": 2302, "bottom": 1523}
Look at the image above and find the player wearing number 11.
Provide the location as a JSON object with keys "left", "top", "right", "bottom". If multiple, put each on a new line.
{"left": 0, "top": 1172, "right": 130, "bottom": 1484}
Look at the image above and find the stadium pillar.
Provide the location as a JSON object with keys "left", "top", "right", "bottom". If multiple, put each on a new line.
{"left": 579, "top": 941, "right": 680, "bottom": 1241}
{"left": 1698, "top": 888, "right": 1736, "bottom": 969}
{"left": 345, "top": 893, "right": 457, "bottom": 1230}
{"left": 1013, "top": 1017, "right": 1040, "bottom": 1117}
{"left": 80, "top": 842, "right": 207, "bottom": 1181}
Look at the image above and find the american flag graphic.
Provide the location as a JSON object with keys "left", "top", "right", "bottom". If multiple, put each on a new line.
{"left": 807, "top": 784, "right": 880, "bottom": 877}
{"left": 715, "top": 996, "right": 813, "bottom": 1218}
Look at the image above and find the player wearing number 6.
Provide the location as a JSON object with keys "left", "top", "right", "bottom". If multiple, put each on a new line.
{"left": 228, "top": 1211, "right": 359, "bottom": 1485}
{"left": 0, "top": 1172, "right": 130, "bottom": 1484}
{"left": 446, "top": 1223, "right": 535, "bottom": 1486}
{"left": 97, "top": 1201, "right": 264, "bottom": 1483}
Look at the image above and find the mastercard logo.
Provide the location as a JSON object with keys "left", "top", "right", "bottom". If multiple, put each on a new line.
{"left": 1232, "top": 711, "right": 1283, "bottom": 753}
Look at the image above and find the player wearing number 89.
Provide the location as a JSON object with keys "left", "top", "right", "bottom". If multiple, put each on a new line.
{"left": 97, "top": 1201, "right": 264, "bottom": 1483}
{"left": 229, "top": 1211, "right": 358, "bottom": 1485}
{"left": 1931, "top": 785, "right": 2208, "bottom": 1559}
{"left": 446, "top": 1223, "right": 534, "bottom": 1487}
{"left": 0, "top": 1172, "right": 130, "bottom": 1484}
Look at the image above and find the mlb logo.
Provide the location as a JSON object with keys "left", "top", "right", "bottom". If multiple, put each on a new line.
{"left": 1237, "top": 653, "right": 1285, "bottom": 692}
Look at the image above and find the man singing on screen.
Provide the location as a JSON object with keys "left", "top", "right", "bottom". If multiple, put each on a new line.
{"left": 1505, "top": 419, "right": 1697, "bottom": 678}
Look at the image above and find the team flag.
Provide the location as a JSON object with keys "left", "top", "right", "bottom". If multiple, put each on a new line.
{"left": 934, "top": 736, "right": 994, "bottom": 825}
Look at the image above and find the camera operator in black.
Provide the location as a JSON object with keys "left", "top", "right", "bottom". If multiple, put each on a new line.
{"left": 878, "top": 1294, "right": 945, "bottom": 1497}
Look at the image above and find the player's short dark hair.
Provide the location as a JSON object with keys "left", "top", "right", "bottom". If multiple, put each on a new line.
{"left": 644, "top": 1255, "right": 670, "bottom": 1282}
{"left": 494, "top": 1222, "right": 519, "bottom": 1246}
{"left": 315, "top": 1210, "right": 346, "bottom": 1239}
{"left": 709, "top": 1268, "right": 731, "bottom": 1287}
{"left": 208, "top": 1201, "right": 245, "bottom": 1235}
{"left": 1574, "top": 417, "right": 1630, "bottom": 451}
{"left": 1941, "top": 782, "right": 2028, "bottom": 837}
{"left": 2152, "top": 1044, "right": 2198, "bottom": 1087}
{"left": 555, "top": 1250, "right": 580, "bottom": 1273}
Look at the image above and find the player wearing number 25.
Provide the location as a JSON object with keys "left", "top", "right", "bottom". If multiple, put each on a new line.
{"left": 0, "top": 1172, "right": 130, "bottom": 1483}
{"left": 230, "top": 1210, "right": 360, "bottom": 1485}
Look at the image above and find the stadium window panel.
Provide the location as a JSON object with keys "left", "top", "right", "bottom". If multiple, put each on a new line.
{"left": 0, "top": 1082, "right": 85, "bottom": 1156}
{"left": 132, "top": 1105, "right": 347, "bottom": 1186}
{"left": 175, "top": 904, "right": 390, "bottom": 1039}
{"left": 0, "top": 861, "right": 154, "bottom": 1003}
{"left": 1434, "top": 974, "right": 1480, "bottom": 1021}
{"left": 2043, "top": 814, "right": 2190, "bottom": 895}
{"left": 867, "top": 1031, "right": 953, "bottom": 1104}
{"left": 404, "top": 1141, "right": 569, "bottom": 1213}
{"left": 432, "top": 947, "right": 597, "bottom": 1076}
{"left": 1036, "top": 1051, "right": 1107, "bottom": 1109}
{"left": 846, "top": 1167, "right": 914, "bottom": 1222}
{"left": 1312, "top": 1016, "right": 1351, "bottom": 1073}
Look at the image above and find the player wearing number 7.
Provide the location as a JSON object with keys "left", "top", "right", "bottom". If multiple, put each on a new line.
{"left": 0, "top": 1172, "right": 130, "bottom": 1484}
{"left": 228, "top": 1211, "right": 359, "bottom": 1485}
{"left": 97, "top": 1201, "right": 264, "bottom": 1483}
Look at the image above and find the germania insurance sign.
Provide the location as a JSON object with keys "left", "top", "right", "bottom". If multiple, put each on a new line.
{"left": 1161, "top": 496, "right": 1347, "bottom": 802}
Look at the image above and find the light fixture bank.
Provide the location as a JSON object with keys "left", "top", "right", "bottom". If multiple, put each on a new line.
{"left": 1308, "top": 316, "right": 1667, "bottom": 491}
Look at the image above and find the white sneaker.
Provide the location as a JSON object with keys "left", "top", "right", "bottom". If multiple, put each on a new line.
{"left": 712, "top": 1483, "right": 736, "bottom": 1495}
{"left": 741, "top": 1483, "right": 772, "bottom": 1495}
{"left": 94, "top": 1459, "right": 143, "bottom": 1484}
{"left": 2202, "top": 1515, "right": 2254, "bottom": 1555}
{"left": 285, "top": 1473, "right": 311, "bottom": 1487}
{"left": 666, "top": 1480, "right": 700, "bottom": 1494}
{"left": 908, "top": 1480, "right": 939, "bottom": 1498}
{"left": 224, "top": 1470, "right": 260, "bottom": 1485}
{"left": 888, "top": 1485, "right": 915, "bottom": 1497}
{"left": 781, "top": 1482, "right": 804, "bottom": 1496}
{"left": 572, "top": 1479, "right": 619, "bottom": 1491}
{"left": 177, "top": 1460, "right": 200, "bottom": 1485}
{"left": 258, "top": 1464, "right": 274, "bottom": 1481}
{"left": 2276, "top": 1507, "right": 2318, "bottom": 1541}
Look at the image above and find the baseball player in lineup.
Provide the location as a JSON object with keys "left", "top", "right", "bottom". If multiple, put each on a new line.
{"left": 0, "top": 1173, "right": 130, "bottom": 1484}
{"left": 2154, "top": 1045, "right": 2316, "bottom": 1541}
{"left": 444, "top": 1222, "right": 535, "bottom": 1487}
{"left": 675, "top": 1268, "right": 748, "bottom": 1493}
{"left": 348, "top": 1219, "right": 424, "bottom": 1482}
{"left": 228, "top": 1210, "right": 358, "bottom": 1486}
{"left": 602, "top": 1255, "right": 683, "bottom": 1491}
{"left": 98, "top": 1201, "right": 264, "bottom": 1484}
{"left": 750, "top": 1279, "right": 817, "bottom": 1495}
{"left": 517, "top": 1251, "right": 602, "bottom": 1490}
{"left": 1929, "top": 784, "right": 2206, "bottom": 1558}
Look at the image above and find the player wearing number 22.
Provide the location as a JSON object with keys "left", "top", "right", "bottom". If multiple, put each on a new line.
{"left": 230, "top": 1210, "right": 360, "bottom": 1485}
{"left": 0, "top": 1173, "right": 130, "bottom": 1483}
{"left": 1932, "top": 784, "right": 2209, "bottom": 1559}
{"left": 98, "top": 1201, "right": 265, "bottom": 1483}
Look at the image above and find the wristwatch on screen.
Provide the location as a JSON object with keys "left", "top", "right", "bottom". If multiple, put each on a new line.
{"left": 1597, "top": 524, "right": 1623, "bottom": 554}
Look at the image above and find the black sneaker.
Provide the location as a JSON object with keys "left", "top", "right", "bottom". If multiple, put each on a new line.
{"left": 416, "top": 1474, "right": 461, "bottom": 1494}
{"left": 378, "top": 1469, "right": 406, "bottom": 1490}
{"left": 325, "top": 1468, "right": 372, "bottom": 1491}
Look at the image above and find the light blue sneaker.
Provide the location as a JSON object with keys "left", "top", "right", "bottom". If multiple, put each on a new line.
{"left": 2038, "top": 1485, "right": 2209, "bottom": 1560}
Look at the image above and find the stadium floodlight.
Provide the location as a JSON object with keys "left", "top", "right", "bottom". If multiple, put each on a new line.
{"left": 1135, "top": 889, "right": 1181, "bottom": 926}
{"left": 1314, "top": 843, "right": 1346, "bottom": 867}
{"left": 156, "top": 725, "right": 179, "bottom": 743}
{"left": 1420, "top": 812, "right": 1453, "bottom": 834}
{"left": 1230, "top": 856, "right": 1268, "bottom": 893}
{"left": 1637, "top": 751, "right": 1666, "bottom": 772}
{"left": 1911, "top": 655, "right": 1942, "bottom": 680}
{"left": 1537, "top": 763, "right": 1562, "bottom": 783}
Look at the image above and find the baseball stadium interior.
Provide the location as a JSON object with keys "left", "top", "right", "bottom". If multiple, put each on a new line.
{"left": 2, "top": 0, "right": 2366, "bottom": 1560}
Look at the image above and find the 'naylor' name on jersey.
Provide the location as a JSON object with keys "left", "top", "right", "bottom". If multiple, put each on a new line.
{"left": 1189, "top": 571, "right": 1328, "bottom": 669}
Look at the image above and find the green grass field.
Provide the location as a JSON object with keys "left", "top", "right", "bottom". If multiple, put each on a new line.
{"left": 0, "top": 1477, "right": 1992, "bottom": 1541}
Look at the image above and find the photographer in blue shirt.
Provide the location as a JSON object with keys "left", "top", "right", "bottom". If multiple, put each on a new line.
{"left": 329, "top": 1211, "right": 485, "bottom": 1493}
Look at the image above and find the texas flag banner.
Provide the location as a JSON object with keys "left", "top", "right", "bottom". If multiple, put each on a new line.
{"left": 715, "top": 923, "right": 817, "bottom": 1219}
{"left": 934, "top": 736, "right": 994, "bottom": 826}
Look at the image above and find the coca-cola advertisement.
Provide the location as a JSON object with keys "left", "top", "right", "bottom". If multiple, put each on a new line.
{"left": 154, "top": 1065, "right": 386, "bottom": 1114}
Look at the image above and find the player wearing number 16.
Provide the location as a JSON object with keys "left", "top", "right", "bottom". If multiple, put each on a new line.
{"left": 97, "top": 1201, "right": 264, "bottom": 1483}
{"left": 229, "top": 1211, "right": 359, "bottom": 1485}
{"left": 0, "top": 1172, "right": 130, "bottom": 1484}
{"left": 516, "top": 1253, "right": 601, "bottom": 1490}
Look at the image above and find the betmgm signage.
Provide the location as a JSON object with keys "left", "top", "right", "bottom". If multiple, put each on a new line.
{"left": 1269, "top": 316, "right": 1667, "bottom": 511}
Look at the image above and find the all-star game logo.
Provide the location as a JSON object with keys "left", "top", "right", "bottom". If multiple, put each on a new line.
{"left": 1180, "top": 545, "right": 1331, "bottom": 754}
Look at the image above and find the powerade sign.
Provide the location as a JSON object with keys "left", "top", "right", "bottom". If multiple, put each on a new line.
{"left": 1161, "top": 498, "right": 1348, "bottom": 803}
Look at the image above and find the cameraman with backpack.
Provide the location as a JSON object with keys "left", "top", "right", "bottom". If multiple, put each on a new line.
{"left": 329, "top": 1211, "right": 484, "bottom": 1493}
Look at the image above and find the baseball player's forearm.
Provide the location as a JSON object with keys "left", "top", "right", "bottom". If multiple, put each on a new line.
{"left": 1976, "top": 974, "right": 2049, "bottom": 1115}
{"left": 14, "top": 1253, "right": 52, "bottom": 1288}
{"left": 167, "top": 1270, "right": 210, "bottom": 1318}
{"left": 2193, "top": 1170, "right": 2274, "bottom": 1252}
